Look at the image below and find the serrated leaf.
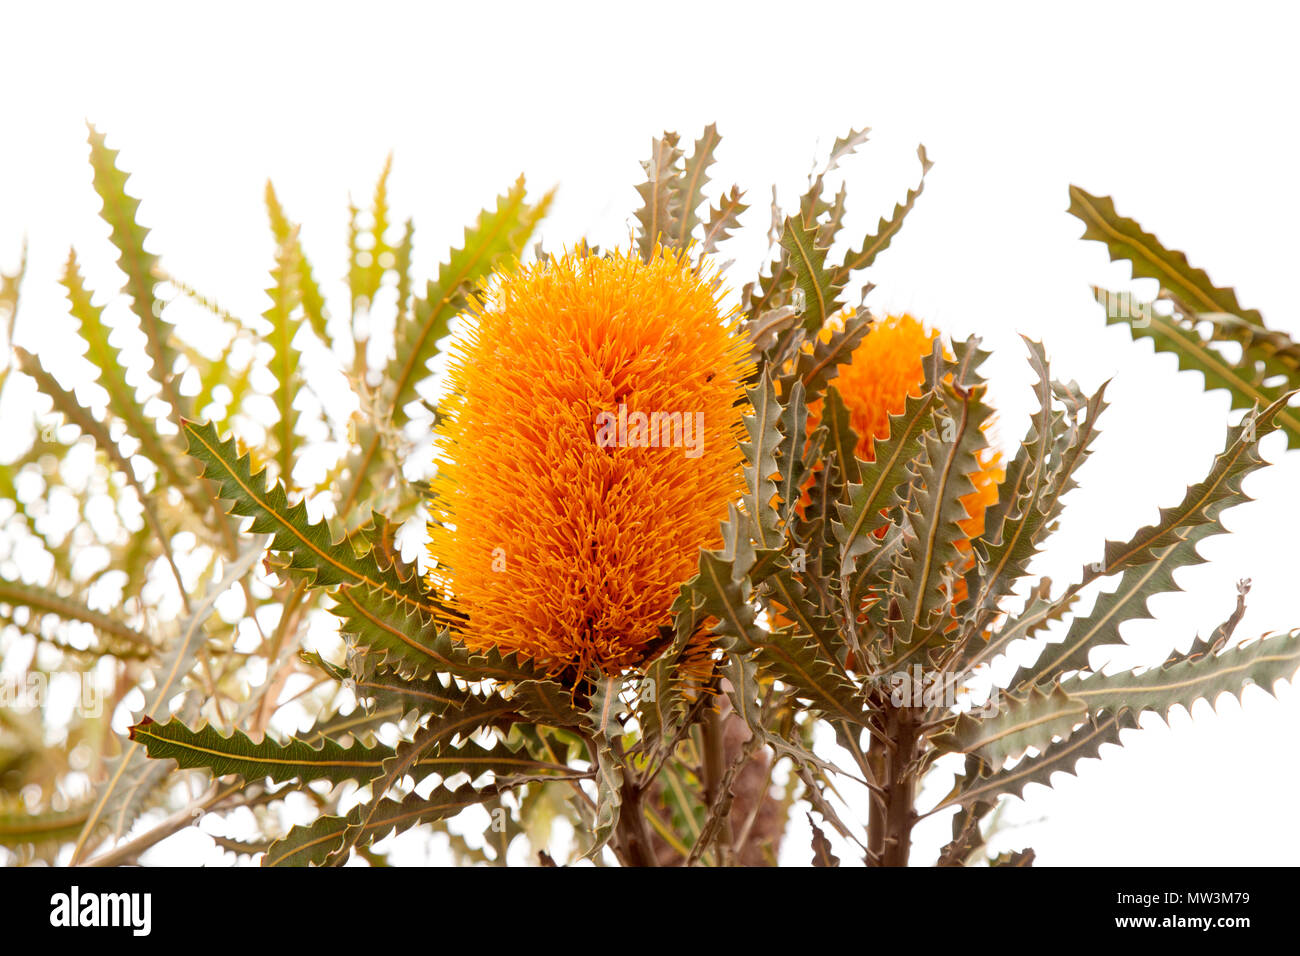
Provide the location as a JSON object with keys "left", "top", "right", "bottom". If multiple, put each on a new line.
{"left": 59, "top": 251, "right": 169, "bottom": 469}
{"left": 887, "top": 372, "right": 993, "bottom": 660}
{"left": 637, "top": 646, "right": 689, "bottom": 757}
{"left": 0, "top": 806, "right": 90, "bottom": 849}
{"left": 386, "top": 177, "right": 550, "bottom": 426}
{"left": 740, "top": 371, "right": 786, "bottom": 554}
{"left": 963, "top": 340, "right": 1055, "bottom": 623}
{"left": 350, "top": 668, "right": 475, "bottom": 719}
{"left": 331, "top": 693, "right": 522, "bottom": 864}
{"left": 265, "top": 182, "right": 329, "bottom": 343}
{"left": 337, "top": 178, "right": 552, "bottom": 522}
{"left": 510, "top": 680, "right": 584, "bottom": 727}
{"left": 581, "top": 675, "right": 625, "bottom": 860}
{"left": 86, "top": 124, "right": 179, "bottom": 414}
{"left": 834, "top": 145, "right": 931, "bottom": 283}
{"left": 331, "top": 582, "right": 536, "bottom": 683}
{"left": 634, "top": 132, "right": 684, "bottom": 260}
{"left": 427, "top": 741, "right": 576, "bottom": 788}
{"left": 393, "top": 217, "right": 415, "bottom": 323}
{"left": 990, "top": 848, "right": 1035, "bottom": 867}
{"left": 128, "top": 717, "right": 397, "bottom": 786}
{"left": 1040, "top": 377, "right": 1109, "bottom": 527}
{"left": 1069, "top": 185, "right": 1265, "bottom": 327}
{"left": 809, "top": 814, "right": 841, "bottom": 867}
{"left": 935, "top": 710, "right": 1137, "bottom": 810}
{"left": 943, "top": 630, "right": 1300, "bottom": 768}
{"left": 1014, "top": 392, "right": 1290, "bottom": 688}
{"left": 669, "top": 123, "right": 720, "bottom": 250}
{"left": 182, "top": 419, "right": 430, "bottom": 611}
{"left": 721, "top": 650, "right": 846, "bottom": 778}
{"left": 752, "top": 626, "right": 868, "bottom": 726}
{"left": 13, "top": 347, "right": 195, "bottom": 606}
{"left": 693, "top": 551, "right": 763, "bottom": 652}
{"left": 775, "top": 378, "right": 810, "bottom": 526}
{"left": 780, "top": 216, "right": 845, "bottom": 333}
{"left": 262, "top": 204, "right": 305, "bottom": 490}
{"left": 1059, "top": 629, "right": 1300, "bottom": 722}
{"left": 834, "top": 389, "right": 936, "bottom": 578}
{"left": 700, "top": 185, "right": 748, "bottom": 256}
{"left": 792, "top": 309, "right": 872, "bottom": 401}
{"left": 820, "top": 384, "right": 862, "bottom": 489}
{"left": 1091, "top": 287, "right": 1300, "bottom": 448}
{"left": 933, "top": 681, "right": 1083, "bottom": 768}
{"left": 356, "top": 153, "right": 394, "bottom": 308}
{"left": 264, "top": 786, "right": 494, "bottom": 867}
{"left": 764, "top": 567, "right": 847, "bottom": 675}
{"left": 824, "top": 127, "right": 871, "bottom": 174}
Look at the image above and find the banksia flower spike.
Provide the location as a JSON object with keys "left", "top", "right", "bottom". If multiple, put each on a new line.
{"left": 829, "top": 313, "right": 1004, "bottom": 548}
{"left": 426, "top": 245, "right": 752, "bottom": 680}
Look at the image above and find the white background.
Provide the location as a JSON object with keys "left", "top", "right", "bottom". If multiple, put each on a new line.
{"left": 1, "top": 1, "right": 1297, "bottom": 865}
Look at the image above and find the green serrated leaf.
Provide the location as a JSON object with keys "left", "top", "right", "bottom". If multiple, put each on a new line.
{"left": 886, "top": 371, "right": 993, "bottom": 661}
{"left": 943, "top": 630, "right": 1300, "bottom": 768}
{"left": 1091, "top": 287, "right": 1300, "bottom": 448}
{"left": 581, "top": 675, "right": 625, "bottom": 860}
{"left": 86, "top": 124, "right": 180, "bottom": 414}
{"left": 182, "top": 419, "right": 429, "bottom": 610}
{"left": 834, "top": 389, "right": 936, "bottom": 578}
{"left": 935, "top": 710, "right": 1137, "bottom": 810}
{"left": 510, "top": 680, "right": 584, "bottom": 727}
{"left": 780, "top": 216, "right": 845, "bottom": 333}
{"left": 336, "top": 178, "right": 551, "bottom": 524}
{"left": 0, "top": 806, "right": 91, "bottom": 849}
{"left": 264, "top": 786, "right": 494, "bottom": 867}
{"left": 635, "top": 132, "right": 684, "bottom": 260}
{"left": 669, "top": 123, "right": 721, "bottom": 250}
{"left": 962, "top": 340, "right": 1055, "bottom": 626}
{"left": 1014, "top": 391, "right": 1290, "bottom": 688}
{"left": 128, "top": 717, "right": 397, "bottom": 786}
{"left": 699, "top": 185, "right": 748, "bottom": 256}
{"left": 262, "top": 201, "right": 305, "bottom": 491}
{"left": 1069, "top": 185, "right": 1265, "bottom": 327}
{"left": 792, "top": 310, "right": 872, "bottom": 402}
{"left": 834, "top": 145, "right": 931, "bottom": 283}
{"left": 740, "top": 371, "right": 786, "bottom": 555}
{"left": 0, "top": 577, "right": 152, "bottom": 654}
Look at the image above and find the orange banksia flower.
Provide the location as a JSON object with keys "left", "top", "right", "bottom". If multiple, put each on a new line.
{"left": 827, "top": 312, "right": 941, "bottom": 460}
{"left": 828, "top": 313, "right": 1002, "bottom": 545}
{"left": 786, "top": 313, "right": 1002, "bottom": 628}
{"left": 426, "top": 246, "right": 751, "bottom": 679}
{"left": 791, "top": 315, "right": 1003, "bottom": 541}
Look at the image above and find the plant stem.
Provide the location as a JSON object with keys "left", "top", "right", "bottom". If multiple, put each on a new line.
{"left": 701, "top": 705, "right": 733, "bottom": 865}
{"left": 878, "top": 704, "right": 920, "bottom": 867}
{"left": 615, "top": 774, "right": 657, "bottom": 867}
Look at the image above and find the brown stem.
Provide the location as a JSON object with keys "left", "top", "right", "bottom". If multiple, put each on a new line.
{"left": 879, "top": 704, "right": 920, "bottom": 868}
{"left": 615, "top": 775, "right": 657, "bottom": 867}
{"left": 866, "top": 728, "right": 886, "bottom": 862}
{"left": 701, "top": 705, "right": 733, "bottom": 865}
